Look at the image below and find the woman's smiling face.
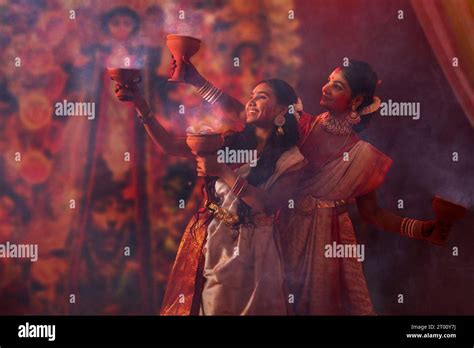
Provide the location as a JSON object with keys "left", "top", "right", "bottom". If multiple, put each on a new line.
{"left": 320, "top": 68, "right": 353, "bottom": 113}
{"left": 245, "top": 83, "right": 283, "bottom": 126}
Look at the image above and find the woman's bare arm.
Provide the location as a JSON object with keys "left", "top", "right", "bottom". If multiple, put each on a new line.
{"left": 133, "top": 95, "right": 192, "bottom": 158}
{"left": 355, "top": 190, "right": 448, "bottom": 244}
{"left": 356, "top": 191, "right": 404, "bottom": 233}
{"left": 179, "top": 59, "right": 246, "bottom": 126}
{"left": 212, "top": 91, "right": 246, "bottom": 124}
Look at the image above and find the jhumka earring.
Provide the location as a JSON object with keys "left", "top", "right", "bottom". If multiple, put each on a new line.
{"left": 346, "top": 104, "right": 361, "bottom": 125}
{"left": 274, "top": 113, "right": 286, "bottom": 135}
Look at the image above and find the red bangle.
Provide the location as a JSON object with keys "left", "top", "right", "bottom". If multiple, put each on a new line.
{"left": 231, "top": 177, "right": 248, "bottom": 197}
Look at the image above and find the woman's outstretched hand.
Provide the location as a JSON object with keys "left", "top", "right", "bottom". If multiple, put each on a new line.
{"left": 171, "top": 55, "right": 206, "bottom": 88}
{"left": 195, "top": 155, "right": 225, "bottom": 177}
{"left": 422, "top": 220, "right": 452, "bottom": 246}
{"left": 112, "top": 84, "right": 150, "bottom": 116}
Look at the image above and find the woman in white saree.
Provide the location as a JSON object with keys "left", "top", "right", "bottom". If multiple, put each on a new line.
{"left": 182, "top": 59, "right": 453, "bottom": 315}
{"left": 114, "top": 76, "right": 306, "bottom": 315}
{"left": 194, "top": 79, "right": 306, "bottom": 315}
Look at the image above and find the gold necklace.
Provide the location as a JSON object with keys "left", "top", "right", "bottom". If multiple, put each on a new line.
{"left": 321, "top": 112, "right": 353, "bottom": 136}
{"left": 314, "top": 114, "right": 353, "bottom": 170}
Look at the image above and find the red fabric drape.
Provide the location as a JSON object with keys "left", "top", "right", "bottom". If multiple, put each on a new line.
{"left": 411, "top": 0, "right": 474, "bottom": 126}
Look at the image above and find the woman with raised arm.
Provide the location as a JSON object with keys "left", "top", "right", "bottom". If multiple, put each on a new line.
{"left": 114, "top": 77, "right": 306, "bottom": 315}
{"left": 182, "top": 58, "right": 453, "bottom": 315}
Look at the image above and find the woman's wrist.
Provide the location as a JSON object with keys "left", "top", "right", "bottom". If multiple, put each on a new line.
{"left": 190, "top": 74, "right": 206, "bottom": 89}
{"left": 230, "top": 176, "right": 249, "bottom": 198}
{"left": 421, "top": 220, "right": 436, "bottom": 238}
{"left": 219, "top": 165, "right": 236, "bottom": 185}
{"left": 137, "top": 109, "right": 155, "bottom": 124}
{"left": 133, "top": 95, "right": 150, "bottom": 115}
{"left": 219, "top": 167, "right": 249, "bottom": 198}
{"left": 400, "top": 217, "right": 435, "bottom": 240}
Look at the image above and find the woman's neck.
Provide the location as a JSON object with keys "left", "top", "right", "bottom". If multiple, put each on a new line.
{"left": 254, "top": 126, "right": 273, "bottom": 153}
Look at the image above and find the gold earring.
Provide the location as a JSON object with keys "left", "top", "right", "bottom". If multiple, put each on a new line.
{"left": 274, "top": 113, "right": 286, "bottom": 135}
{"left": 346, "top": 104, "right": 361, "bottom": 125}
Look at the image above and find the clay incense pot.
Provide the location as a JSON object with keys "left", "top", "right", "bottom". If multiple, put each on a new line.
{"left": 186, "top": 133, "right": 224, "bottom": 157}
{"left": 432, "top": 196, "right": 467, "bottom": 225}
{"left": 431, "top": 195, "right": 467, "bottom": 244}
{"left": 166, "top": 35, "right": 201, "bottom": 82}
{"left": 107, "top": 68, "right": 142, "bottom": 101}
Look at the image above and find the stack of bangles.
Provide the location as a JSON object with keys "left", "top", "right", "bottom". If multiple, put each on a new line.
{"left": 400, "top": 217, "right": 423, "bottom": 239}
{"left": 197, "top": 80, "right": 223, "bottom": 104}
{"left": 137, "top": 109, "right": 154, "bottom": 124}
{"left": 231, "top": 176, "right": 248, "bottom": 198}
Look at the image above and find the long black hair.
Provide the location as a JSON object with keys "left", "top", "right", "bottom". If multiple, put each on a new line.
{"left": 190, "top": 79, "right": 300, "bottom": 236}
{"left": 226, "top": 78, "right": 300, "bottom": 223}
{"left": 341, "top": 60, "right": 378, "bottom": 132}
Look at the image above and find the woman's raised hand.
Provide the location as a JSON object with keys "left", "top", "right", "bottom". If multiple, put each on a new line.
{"left": 112, "top": 83, "right": 151, "bottom": 117}
{"left": 170, "top": 55, "right": 206, "bottom": 88}
{"left": 112, "top": 81, "right": 142, "bottom": 102}
{"left": 422, "top": 220, "right": 452, "bottom": 246}
{"left": 195, "top": 155, "right": 225, "bottom": 177}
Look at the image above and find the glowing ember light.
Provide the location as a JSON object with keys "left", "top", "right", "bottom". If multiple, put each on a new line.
{"left": 186, "top": 125, "right": 216, "bottom": 134}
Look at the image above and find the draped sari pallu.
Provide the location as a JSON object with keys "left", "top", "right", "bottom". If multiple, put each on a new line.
{"left": 279, "top": 140, "right": 393, "bottom": 315}
{"left": 161, "top": 147, "right": 305, "bottom": 315}
{"left": 160, "top": 193, "right": 211, "bottom": 316}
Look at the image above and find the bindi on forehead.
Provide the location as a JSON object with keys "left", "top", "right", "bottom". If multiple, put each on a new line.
{"left": 330, "top": 68, "right": 344, "bottom": 79}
